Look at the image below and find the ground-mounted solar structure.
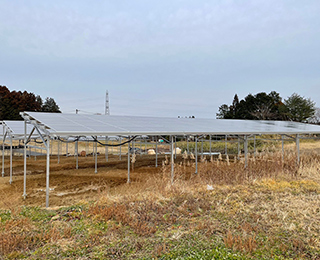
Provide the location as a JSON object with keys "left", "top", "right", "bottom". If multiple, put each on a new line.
{"left": 16, "top": 112, "right": 320, "bottom": 207}
{"left": 1, "top": 120, "right": 39, "bottom": 184}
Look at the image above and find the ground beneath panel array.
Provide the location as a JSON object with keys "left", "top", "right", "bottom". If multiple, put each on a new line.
{"left": 0, "top": 154, "right": 181, "bottom": 208}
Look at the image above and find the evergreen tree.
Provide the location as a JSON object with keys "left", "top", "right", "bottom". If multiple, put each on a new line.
{"left": 216, "top": 104, "right": 230, "bottom": 119}
{"left": 284, "top": 93, "right": 315, "bottom": 122}
{"left": 42, "top": 97, "right": 61, "bottom": 113}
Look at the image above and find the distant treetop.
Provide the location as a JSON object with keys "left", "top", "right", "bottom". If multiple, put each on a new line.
{"left": 0, "top": 85, "right": 61, "bottom": 120}
{"left": 217, "top": 91, "right": 316, "bottom": 123}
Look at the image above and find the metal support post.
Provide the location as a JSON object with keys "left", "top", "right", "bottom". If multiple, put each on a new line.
{"left": 105, "top": 137, "right": 108, "bottom": 162}
{"left": 209, "top": 135, "right": 212, "bottom": 156}
{"left": 144, "top": 137, "right": 147, "bottom": 155}
{"left": 155, "top": 136, "right": 158, "bottom": 167}
{"left": 46, "top": 136, "right": 50, "bottom": 208}
{"left": 244, "top": 136, "right": 248, "bottom": 168}
{"left": 58, "top": 140, "right": 60, "bottom": 164}
{"left": 34, "top": 140, "right": 37, "bottom": 161}
{"left": 225, "top": 135, "right": 228, "bottom": 155}
{"left": 171, "top": 136, "right": 174, "bottom": 184}
{"left": 93, "top": 140, "right": 95, "bottom": 158}
{"left": 66, "top": 142, "right": 68, "bottom": 157}
{"left": 174, "top": 136, "right": 177, "bottom": 159}
{"left": 201, "top": 138, "right": 204, "bottom": 160}
{"left": 254, "top": 135, "right": 256, "bottom": 157}
{"left": 127, "top": 139, "right": 131, "bottom": 183}
{"left": 9, "top": 136, "right": 12, "bottom": 184}
{"left": 281, "top": 135, "right": 284, "bottom": 162}
{"left": 76, "top": 141, "right": 78, "bottom": 169}
{"left": 95, "top": 139, "right": 98, "bottom": 173}
{"left": 296, "top": 134, "right": 300, "bottom": 166}
{"left": 195, "top": 136, "right": 198, "bottom": 174}
{"left": 2, "top": 124, "right": 5, "bottom": 177}
{"left": 119, "top": 137, "right": 122, "bottom": 160}
{"left": 187, "top": 136, "right": 189, "bottom": 154}
{"left": 111, "top": 140, "right": 113, "bottom": 154}
{"left": 237, "top": 137, "right": 240, "bottom": 159}
{"left": 23, "top": 120, "right": 27, "bottom": 199}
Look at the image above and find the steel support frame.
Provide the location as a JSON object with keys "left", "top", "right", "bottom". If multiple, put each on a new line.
{"left": 21, "top": 117, "right": 52, "bottom": 207}
{"left": 1, "top": 122, "right": 27, "bottom": 183}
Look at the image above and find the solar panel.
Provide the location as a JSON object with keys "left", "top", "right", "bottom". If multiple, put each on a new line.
{"left": 2, "top": 120, "right": 36, "bottom": 139}
{"left": 20, "top": 112, "right": 320, "bottom": 137}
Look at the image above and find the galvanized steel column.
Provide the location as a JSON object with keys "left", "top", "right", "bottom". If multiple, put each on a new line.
{"left": 155, "top": 136, "right": 158, "bottom": 168}
{"left": 281, "top": 135, "right": 284, "bottom": 162}
{"left": 225, "top": 135, "right": 228, "bottom": 155}
{"left": 174, "top": 136, "right": 177, "bottom": 160}
{"left": 86, "top": 139, "right": 88, "bottom": 157}
{"left": 171, "top": 135, "right": 174, "bottom": 184}
{"left": 201, "top": 137, "right": 204, "bottom": 160}
{"left": 187, "top": 136, "right": 189, "bottom": 154}
{"left": 76, "top": 140, "right": 78, "bottom": 169}
{"left": 119, "top": 137, "right": 122, "bottom": 160}
{"left": 2, "top": 124, "right": 4, "bottom": 177}
{"left": 95, "top": 139, "right": 97, "bottom": 173}
{"left": 127, "top": 138, "right": 130, "bottom": 183}
{"left": 144, "top": 137, "right": 147, "bottom": 155}
{"left": 105, "top": 137, "right": 108, "bottom": 162}
{"left": 34, "top": 140, "right": 37, "bottom": 161}
{"left": 9, "top": 136, "right": 12, "bottom": 184}
{"left": 237, "top": 137, "right": 240, "bottom": 160}
{"left": 58, "top": 140, "right": 60, "bottom": 164}
{"left": 244, "top": 136, "right": 248, "bottom": 168}
{"left": 195, "top": 136, "right": 198, "bottom": 174}
{"left": 23, "top": 120, "right": 27, "bottom": 199}
{"left": 296, "top": 134, "right": 300, "bottom": 166}
{"left": 46, "top": 136, "right": 50, "bottom": 208}
{"left": 254, "top": 135, "right": 256, "bottom": 158}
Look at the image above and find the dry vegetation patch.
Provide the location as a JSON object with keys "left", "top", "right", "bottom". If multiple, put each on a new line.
{"left": 0, "top": 144, "right": 320, "bottom": 259}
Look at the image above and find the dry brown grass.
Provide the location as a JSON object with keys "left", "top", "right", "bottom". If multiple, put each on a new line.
{"left": 0, "top": 140, "right": 320, "bottom": 259}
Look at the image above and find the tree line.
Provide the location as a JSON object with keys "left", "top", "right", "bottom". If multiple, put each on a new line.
{"left": 217, "top": 91, "right": 316, "bottom": 123}
{"left": 0, "top": 85, "right": 61, "bottom": 120}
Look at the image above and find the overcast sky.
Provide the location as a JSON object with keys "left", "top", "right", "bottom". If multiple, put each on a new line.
{"left": 1, "top": 0, "right": 319, "bottom": 118}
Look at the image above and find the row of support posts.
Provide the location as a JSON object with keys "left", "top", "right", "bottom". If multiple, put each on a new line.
{"left": 1, "top": 123, "right": 303, "bottom": 208}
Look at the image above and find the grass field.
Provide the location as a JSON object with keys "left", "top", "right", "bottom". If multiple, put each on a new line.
{"left": 0, "top": 139, "right": 320, "bottom": 259}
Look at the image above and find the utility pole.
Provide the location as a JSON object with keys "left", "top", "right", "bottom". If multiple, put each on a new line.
{"left": 105, "top": 90, "right": 110, "bottom": 115}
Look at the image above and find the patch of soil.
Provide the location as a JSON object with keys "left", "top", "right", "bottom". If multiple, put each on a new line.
{"left": 0, "top": 154, "right": 176, "bottom": 208}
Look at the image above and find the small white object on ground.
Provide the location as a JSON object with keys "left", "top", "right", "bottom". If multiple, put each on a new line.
{"left": 207, "top": 185, "right": 214, "bottom": 191}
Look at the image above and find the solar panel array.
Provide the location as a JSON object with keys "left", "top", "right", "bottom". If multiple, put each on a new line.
{"left": 20, "top": 112, "right": 320, "bottom": 137}
{"left": 2, "top": 120, "right": 36, "bottom": 139}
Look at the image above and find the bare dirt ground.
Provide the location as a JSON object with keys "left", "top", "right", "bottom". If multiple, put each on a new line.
{"left": 0, "top": 153, "right": 180, "bottom": 208}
